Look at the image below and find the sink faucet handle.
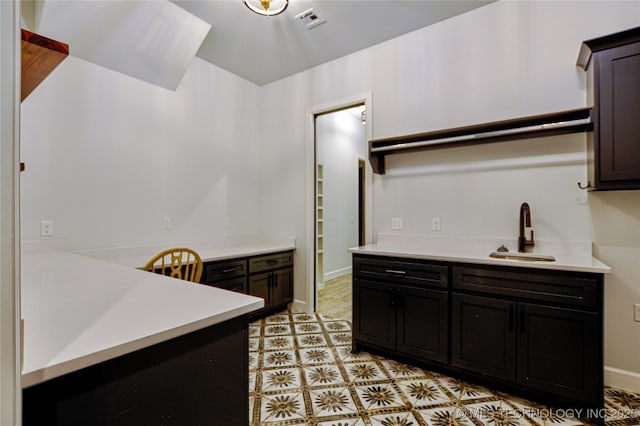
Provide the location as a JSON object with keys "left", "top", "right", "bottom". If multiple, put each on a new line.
{"left": 518, "top": 202, "right": 535, "bottom": 252}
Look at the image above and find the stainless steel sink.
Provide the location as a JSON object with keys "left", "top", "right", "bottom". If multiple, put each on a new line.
{"left": 489, "top": 252, "right": 556, "bottom": 262}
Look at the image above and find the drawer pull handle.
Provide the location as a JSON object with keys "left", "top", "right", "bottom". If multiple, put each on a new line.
{"left": 385, "top": 269, "right": 406, "bottom": 275}
{"left": 222, "top": 267, "right": 238, "bottom": 273}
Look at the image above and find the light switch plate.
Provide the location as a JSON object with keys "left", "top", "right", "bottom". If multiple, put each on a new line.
{"left": 391, "top": 217, "right": 403, "bottom": 230}
{"left": 634, "top": 304, "right": 640, "bottom": 322}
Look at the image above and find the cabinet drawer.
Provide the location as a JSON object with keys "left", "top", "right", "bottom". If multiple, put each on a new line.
{"left": 201, "top": 259, "right": 247, "bottom": 283}
{"left": 353, "top": 255, "right": 448, "bottom": 289}
{"left": 205, "top": 277, "right": 247, "bottom": 293}
{"left": 452, "top": 266, "right": 600, "bottom": 308}
{"left": 249, "top": 251, "right": 293, "bottom": 274}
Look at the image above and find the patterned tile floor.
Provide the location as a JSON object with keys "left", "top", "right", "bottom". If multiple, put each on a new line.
{"left": 249, "top": 311, "right": 640, "bottom": 426}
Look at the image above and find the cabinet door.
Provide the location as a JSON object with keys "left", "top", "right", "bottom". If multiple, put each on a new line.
{"left": 248, "top": 272, "right": 271, "bottom": 307}
{"left": 352, "top": 279, "right": 395, "bottom": 350}
{"left": 396, "top": 286, "right": 448, "bottom": 364}
{"left": 596, "top": 41, "right": 640, "bottom": 187}
{"left": 517, "top": 303, "right": 601, "bottom": 405}
{"left": 272, "top": 267, "right": 293, "bottom": 307}
{"left": 451, "top": 293, "right": 517, "bottom": 382}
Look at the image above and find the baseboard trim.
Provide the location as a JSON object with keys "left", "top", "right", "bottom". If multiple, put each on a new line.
{"left": 605, "top": 366, "right": 640, "bottom": 393}
{"left": 324, "top": 266, "right": 352, "bottom": 282}
{"left": 291, "top": 299, "right": 311, "bottom": 314}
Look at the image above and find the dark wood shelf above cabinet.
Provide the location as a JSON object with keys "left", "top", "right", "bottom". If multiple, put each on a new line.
{"left": 21, "top": 29, "right": 69, "bottom": 101}
{"left": 369, "top": 108, "right": 593, "bottom": 174}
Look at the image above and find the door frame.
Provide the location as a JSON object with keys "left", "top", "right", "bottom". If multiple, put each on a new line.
{"left": 303, "top": 92, "right": 373, "bottom": 313}
{"left": 0, "top": 1, "right": 22, "bottom": 423}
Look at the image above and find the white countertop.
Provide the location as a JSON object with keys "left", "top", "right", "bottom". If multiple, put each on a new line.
{"left": 19, "top": 239, "right": 297, "bottom": 388}
{"left": 350, "top": 234, "right": 610, "bottom": 274}
{"left": 72, "top": 238, "right": 297, "bottom": 268}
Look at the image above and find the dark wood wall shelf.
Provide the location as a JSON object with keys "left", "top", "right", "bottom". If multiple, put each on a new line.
{"left": 369, "top": 108, "right": 593, "bottom": 174}
{"left": 21, "top": 29, "right": 69, "bottom": 101}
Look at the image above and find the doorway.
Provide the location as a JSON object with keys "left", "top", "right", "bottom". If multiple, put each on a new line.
{"left": 314, "top": 104, "right": 369, "bottom": 322}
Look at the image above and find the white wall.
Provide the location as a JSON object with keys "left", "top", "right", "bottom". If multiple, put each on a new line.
{"left": 259, "top": 1, "right": 640, "bottom": 387}
{"left": 316, "top": 109, "right": 366, "bottom": 279}
{"left": 21, "top": 55, "right": 263, "bottom": 249}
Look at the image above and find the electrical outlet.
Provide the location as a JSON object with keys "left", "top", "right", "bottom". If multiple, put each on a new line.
{"left": 163, "top": 217, "right": 171, "bottom": 230}
{"left": 40, "top": 220, "right": 53, "bottom": 236}
{"left": 634, "top": 304, "right": 640, "bottom": 322}
{"left": 225, "top": 217, "right": 231, "bottom": 229}
{"left": 432, "top": 218, "right": 441, "bottom": 231}
{"left": 391, "top": 217, "right": 403, "bottom": 230}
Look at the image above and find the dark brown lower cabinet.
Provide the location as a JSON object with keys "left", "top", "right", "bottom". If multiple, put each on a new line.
{"left": 352, "top": 254, "right": 605, "bottom": 418}
{"left": 517, "top": 302, "right": 599, "bottom": 402}
{"left": 248, "top": 252, "right": 293, "bottom": 317}
{"left": 200, "top": 250, "right": 294, "bottom": 318}
{"left": 452, "top": 293, "right": 600, "bottom": 405}
{"left": 451, "top": 264, "right": 603, "bottom": 411}
{"left": 353, "top": 279, "right": 448, "bottom": 364}
{"left": 23, "top": 315, "right": 249, "bottom": 426}
{"left": 248, "top": 269, "right": 292, "bottom": 310}
{"left": 352, "top": 255, "right": 449, "bottom": 365}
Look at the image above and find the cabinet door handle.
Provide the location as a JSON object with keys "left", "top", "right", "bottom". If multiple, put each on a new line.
{"left": 509, "top": 305, "right": 515, "bottom": 332}
{"left": 389, "top": 289, "right": 395, "bottom": 308}
{"left": 385, "top": 269, "right": 406, "bottom": 275}
{"left": 519, "top": 306, "right": 525, "bottom": 334}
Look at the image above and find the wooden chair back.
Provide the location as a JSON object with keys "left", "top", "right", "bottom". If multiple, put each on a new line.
{"left": 143, "top": 248, "right": 203, "bottom": 283}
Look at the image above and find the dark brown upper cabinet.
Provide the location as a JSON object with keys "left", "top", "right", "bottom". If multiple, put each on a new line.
{"left": 578, "top": 26, "right": 640, "bottom": 190}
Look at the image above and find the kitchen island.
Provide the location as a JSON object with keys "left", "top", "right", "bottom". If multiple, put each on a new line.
{"left": 20, "top": 240, "right": 287, "bottom": 425}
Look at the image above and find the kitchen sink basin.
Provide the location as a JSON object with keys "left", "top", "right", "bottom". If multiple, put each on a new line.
{"left": 489, "top": 252, "right": 556, "bottom": 262}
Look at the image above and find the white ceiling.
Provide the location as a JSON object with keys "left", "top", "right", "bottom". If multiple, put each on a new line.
{"left": 24, "top": 0, "right": 494, "bottom": 89}
{"left": 175, "top": 0, "right": 494, "bottom": 85}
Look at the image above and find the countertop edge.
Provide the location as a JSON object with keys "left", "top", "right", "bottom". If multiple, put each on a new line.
{"left": 21, "top": 299, "right": 263, "bottom": 388}
{"left": 349, "top": 247, "right": 611, "bottom": 274}
{"left": 94, "top": 243, "right": 297, "bottom": 269}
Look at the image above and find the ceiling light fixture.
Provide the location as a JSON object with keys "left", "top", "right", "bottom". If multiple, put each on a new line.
{"left": 243, "top": 0, "right": 288, "bottom": 17}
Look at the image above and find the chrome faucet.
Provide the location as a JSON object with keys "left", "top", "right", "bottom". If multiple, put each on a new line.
{"left": 518, "top": 202, "right": 535, "bottom": 252}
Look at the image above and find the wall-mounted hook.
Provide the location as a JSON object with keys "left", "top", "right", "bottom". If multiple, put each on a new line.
{"left": 577, "top": 181, "right": 592, "bottom": 190}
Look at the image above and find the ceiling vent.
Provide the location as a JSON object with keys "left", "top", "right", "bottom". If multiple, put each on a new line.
{"left": 295, "top": 8, "right": 326, "bottom": 30}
